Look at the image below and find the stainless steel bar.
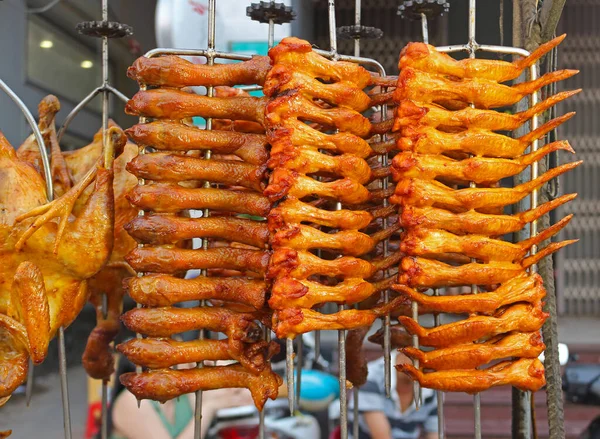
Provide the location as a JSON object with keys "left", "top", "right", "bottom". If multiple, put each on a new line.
{"left": 286, "top": 338, "right": 295, "bottom": 413}
{"left": 468, "top": 1, "right": 481, "bottom": 437}
{"left": 421, "top": 13, "right": 429, "bottom": 44}
{"left": 105, "top": 83, "right": 129, "bottom": 104}
{"left": 100, "top": 2, "right": 110, "bottom": 435}
{"left": 258, "top": 328, "right": 272, "bottom": 439}
{"left": 56, "top": 87, "right": 102, "bottom": 143}
{"left": 433, "top": 292, "right": 444, "bottom": 439}
{"left": 58, "top": 327, "right": 72, "bottom": 439}
{"left": 193, "top": 1, "right": 217, "bottom": 438}
{"left": 296, "top": 335, "right": 303, "bottom": 409}
{"left": 25, "top": 359, "right": 34, "bottom": 406}
{"left": 338, "top": 305, "right": 348, "bottom": 439}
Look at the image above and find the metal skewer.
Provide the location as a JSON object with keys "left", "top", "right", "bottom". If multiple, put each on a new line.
{"left": 466, "top": 2, "right": 482, "bottom": 437}
{"left": 416, "top": 11, "right": 445, "bottom": 436}
{"left": 193, "top": 1, "right": 217, "bottom": 437}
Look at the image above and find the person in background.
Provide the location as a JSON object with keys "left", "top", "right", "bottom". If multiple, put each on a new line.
{"left": 348, "top": 352, "right": 439, "bottom": 439}
{"left": 106, "top": 357, "right": 253, "bottom": 439}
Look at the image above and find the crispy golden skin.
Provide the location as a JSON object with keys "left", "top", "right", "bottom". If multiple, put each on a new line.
{"left": 268, "top": 199, "right": 373, "bottom": 230}
{"left": 127, "top": 184, "right": 271, "bottom": 217}
{"left": 269, "top": 118, "right": 373, "bottom": 159}
{"left": 399, "top": 34, "right": 565, "bottom": 82}
{"left": 269, "top": 146, "right": 373, "bottom": 184}
{"left": 398, "top": 194, "right": 576, "bottom": 236}
{"left": 392, "top": 140, "right": 574, "bottom": 185}
{"left": 264, "top": 64, "right": 371, "bottom": 111}
{"left": 271, "top": 224, "right": 390, "bottom": 257}
{"left": 127, "top": 55, "right": 271, "bottom": 87}
{"left": 396, "top": 67, "right": 578, "bottom": 110}
{"left": 396, "top": 113, "right": 574, "bottom": 158}
{"left": 126, "top": 247, "right": 269, "bottom": 276}
{"left": 126, "top": 89, "right": 266, "bottom": 125}
{"left": 272, "top": 297, "right": 403, "bottom": 339}
{"left": 120, "top": 364, "right": 282, "bottom": 410}
{"left": 394, "top": 91, "right": 580, "bottom": 132}
{"left": 125, "top": 122, "right": 268, "bottom": 165}
{"left": 401, "top": 332, "right": 545, "bottom": 371}
{"left": 266, "top": 91, "right": 371, "bottom": 137}
{"left": 266, "top": 248, "right": 401, "bottom": 281}
{"left": 393, "top": 273, "right": 545, "bottom": 315}
{"left": 397, "top": 358, "right": 546, "bottom": 393}
{"left": 269, "top": 276, "right": 393, "bottom": 309}
{"left": 118, "top": 338, "right": 278, "bottom": 374}
{"left": 398, "top": 243, "right": 573, "bottom": 288}
{"left": 400, "top": 215, "right": 571, "bottom": 263}
{"left": 399, "top": 303, "right": 548, "bottom": 348}
{"left": 265, "top": 169, "right": 372, "bottom": 204}
{"left": 127, "top": 153, "right": 266, "bottom": 192}
{"left": 268, "top": 37, "right": 372, "bottom": 89}
{"left": 126, "top": 215, "right": 269, "bottom": 248}
{"left": 391, "top": 161, "right": 580, "bottom": 213}
{"left": 126, "top": 274, "right": 266, "bottom": 309}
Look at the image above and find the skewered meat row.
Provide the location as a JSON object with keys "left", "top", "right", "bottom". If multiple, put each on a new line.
{"left": 263, "top": 38, "right": 397, "bottom": 342}
{"left": 119, "top": 56, "right": 282, "bottom": 410}
{"left": 392, "top": 37, "right": 579, "bottom": 393}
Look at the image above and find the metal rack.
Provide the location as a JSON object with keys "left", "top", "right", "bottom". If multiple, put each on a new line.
{"left": 26, "top": 0, "right": 563, "bottom": 437}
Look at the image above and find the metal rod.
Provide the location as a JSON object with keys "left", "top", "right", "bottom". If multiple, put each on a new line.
{"left": 338, "top": 305, "right": 348, "bottom": 439}
{"left": 328, "top": 0, "right": 337, "bottom": 56}
{"left": 433, "top": 291, "right": 444, "bottom": 439}
{"left": 258, "top": 328, "right": 272, "bottom": 439}
{"left": 296, "top": 335, "right": 303, "bottom": 409}
{"left": 25, "top": 359, "right": 34, "bottom": 406}
{"left": 421, "top": 13, "right": 429, "bottom": 44}
{"left": 58, "top": 327, "right": 72, "bottom": 439}
{"left": 286, "top": 338, "right": 295, "bottom": 413}
{"left": 467, "top": 1, "right": 481, "bottom": 437}
{"left": 101, "top": 378, "right": 108, "bottom": 439}
{"left": 353, "top": 0, "right": 360, "bottom": 57}
{"left": 194, "top": 1, "right": 216, "bottom": 438}
{"left": 56, "top": 87, "right": 102, "bottom": 143}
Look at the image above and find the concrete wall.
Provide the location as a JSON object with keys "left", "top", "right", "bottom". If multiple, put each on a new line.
{"left": 0, "top": 0, "right": 157, "bottom": 148}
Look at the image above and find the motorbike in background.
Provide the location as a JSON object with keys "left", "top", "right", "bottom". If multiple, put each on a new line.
{"left": 563, "top": 346, "right": 600, "bottom": 439}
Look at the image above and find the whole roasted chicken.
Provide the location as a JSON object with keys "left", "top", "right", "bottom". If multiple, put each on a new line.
{"left": 0, "top": 110, "right": 126, "bottom": 403}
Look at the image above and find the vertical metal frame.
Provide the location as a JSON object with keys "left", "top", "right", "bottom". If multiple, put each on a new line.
{"left": 427, "top": 0, "right": 542, "bottom": 437}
